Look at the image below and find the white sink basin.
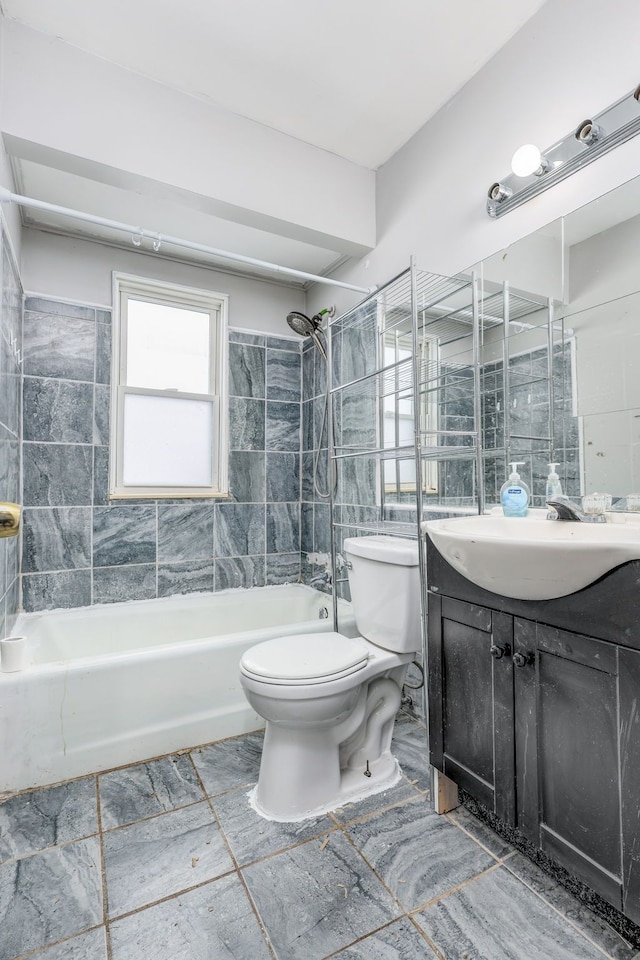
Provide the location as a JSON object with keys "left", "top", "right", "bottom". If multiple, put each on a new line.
{"left": 422, "top": 514, "right": 640, "bottom": 600}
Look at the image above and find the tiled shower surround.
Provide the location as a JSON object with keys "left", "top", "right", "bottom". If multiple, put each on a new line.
{"left": 300, "top": 303, "right": 380, "bottom": 599}
{"left": 438, "top": 345, "right": 579, "bottom": 507}
{"left": 21, "top": 301, "right": 303, "bottom": 611}
{"left": 0, "top": 223, "right": 21, "bottom": 634}
{"left": 20, "top": 291, "right": 582, "bottom": 612}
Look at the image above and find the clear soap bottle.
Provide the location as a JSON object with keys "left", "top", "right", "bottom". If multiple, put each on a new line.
{"left": 545, "top": 463, "right": 563, "bottom": 500}
{"left": 500, "top": 462, "right": 530, "bottom": 517}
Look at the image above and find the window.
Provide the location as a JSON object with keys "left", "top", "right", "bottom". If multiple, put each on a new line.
{"left": 110, "top": 273, "right": 228, "bottom": 499}
{"left": 382, "top": 333, "right": 437, "bottom": 497}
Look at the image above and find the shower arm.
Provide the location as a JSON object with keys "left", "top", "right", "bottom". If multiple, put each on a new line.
{"left": 0, "top": 187, "right": 375, "bottom": 296}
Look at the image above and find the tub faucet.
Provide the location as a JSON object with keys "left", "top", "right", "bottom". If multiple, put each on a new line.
{"left": 310, "top": 569, "right": 332, "bottom": 593}
{"left": 546, "top": 495, "right": 607, "bottom": 523}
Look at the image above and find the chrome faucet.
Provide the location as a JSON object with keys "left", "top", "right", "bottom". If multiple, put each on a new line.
{"left": 310, "top": 569, "right": 332, "bottom": 593}
{"left": 546, "top": 495, "right": 607, "bottom": 523}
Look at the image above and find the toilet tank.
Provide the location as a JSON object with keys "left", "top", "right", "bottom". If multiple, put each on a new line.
{"left": 343, "top": 535, "right": 421, "bottom": 653}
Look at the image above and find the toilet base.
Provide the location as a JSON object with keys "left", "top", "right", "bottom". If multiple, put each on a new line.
{"left": 247, "top": 751, "right": 403, "bottom": 823}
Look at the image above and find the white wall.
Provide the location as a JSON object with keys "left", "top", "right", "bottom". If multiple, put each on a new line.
{"left": 564, "top": 215, "right": 640, "bottom": 493}
{"left": 307, "top": 0, "right": 640, "bottom": 317}
{"left": 21, "top": 229, "right": 305, "bottom": 334}
{"left": 1, "top": 20, "right": 375, "bottom": 258}
{"left": 0, "top": 18, "right": 21, "bottom": 258}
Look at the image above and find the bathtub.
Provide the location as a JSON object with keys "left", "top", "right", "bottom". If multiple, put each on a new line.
{"left": 1, "top": 585, "right": 355, "bottom": 795}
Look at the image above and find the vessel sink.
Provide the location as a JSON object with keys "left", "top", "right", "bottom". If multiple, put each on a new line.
{"left": 422, "top": 514, "right": 640, "bottom": 600}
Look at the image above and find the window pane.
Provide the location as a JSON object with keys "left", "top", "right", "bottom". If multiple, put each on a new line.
{"left": 122, "top": 393, "right": 214, "bottom": 486}
{"left": 126, "top": 298, "right": 211, "bottom": 392}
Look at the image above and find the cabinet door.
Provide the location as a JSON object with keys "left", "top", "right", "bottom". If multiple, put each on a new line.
{"left": 513, "top": 619, "right": 640, "bottom": 916}
{"left": 428, "top": 594, "right": 515, "bottom": 824}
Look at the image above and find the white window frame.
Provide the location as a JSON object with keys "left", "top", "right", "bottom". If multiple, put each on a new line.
{"left": 109, "top": 272, "right": 229, "bottom": 499}
{"left": 382, "top": 334, "right": 438, "bottom": 496}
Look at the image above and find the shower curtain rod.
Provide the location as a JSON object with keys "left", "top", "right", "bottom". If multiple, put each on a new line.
{"left": 0, "top": 187, "right": 374, "bottom": 295}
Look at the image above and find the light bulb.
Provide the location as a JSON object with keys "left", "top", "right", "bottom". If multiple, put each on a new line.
{"left": 511, "top": 144, "right": 542, "bottom": 177}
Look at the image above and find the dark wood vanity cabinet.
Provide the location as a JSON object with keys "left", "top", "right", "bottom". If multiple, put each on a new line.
{"left": 426, "top": 540, "right": 640, "bottom": 924}
{"left": 428, "top": 594, "right": 516, "bottom": 825}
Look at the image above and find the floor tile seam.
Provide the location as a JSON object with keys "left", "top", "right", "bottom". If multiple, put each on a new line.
{"left": 399, "top": 769, "right": 430, "bottom": 795}
{"left": 334, "top": 821, "right": 411, "bottom": 918}
{"left": 443, "top": 812, "right": 510, "bottom": 863}
{"left": 408, "top": 861, "right": 626, "bottom": 960}
{"left": 405, "top": 914, "right": 448, "bottom": 960}
{"left": 328, "top": 791, "right": 427, "bottom": 829}
{"left": 100, "top": 795, "right": 211, "bottom": 835}
{"left": 189, "top": 750, "right": 246, "bottom": 877}
{"left": 317, "top": 917, "right": 412, "bottom": 960}
{"left": 198, "top": 778, "right": 258, "bottom": 803}
{"left": 407, "top": 860, "right": 503, "bottom": 915}
{"left": 1, "top": 725, "right": 265, "bottom": 802}
{"left": 106, "top": 867, "right": 238, "bottom": 925}
{"left": 224, "top": 822, "right": 341, "bottom": 871}
{"left": 0, "top": 771, "right": 99, "bottom": 802}
{"left": 9, "top": 923, "right": 107, "bottom": 960}
{"left": 0, "top": 828, "right": 101, "bottom": 868}
{"left": 95, "top": 779, "right": 114, "bottom": 960}
{"left": 500, "top": 860, "right": 626, "bottom": 960}
{"left": 235, "top": 865, "right": 279, "bottom": 960}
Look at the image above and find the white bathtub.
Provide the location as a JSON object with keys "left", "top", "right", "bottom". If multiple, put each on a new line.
{"left": 1, "top": 585, "right": 355, "bottom": 795}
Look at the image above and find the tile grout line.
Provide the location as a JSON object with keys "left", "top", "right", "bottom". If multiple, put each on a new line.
{"left": 11, "top": 924, "right": 107, "bottom": 960}
{"left": 407, "top": 861, "right": 503, "bottom": 915}
{"left": 99, "top": 795, "right": 214, "bottom": 836}
{"left": 1, "top": 727, "right": 265, "bottom": 801}
{"left": 405, "top": 914, "right": 449, "bottom": 960}
{"left": 187, "top": 749, "right": 279, "bottom": 960}
{"left": 95, "top": 775, "right": 114, "bottom": 960}
{"left": 318, "top": 917, "right": 419, "bottom": 960}
{"left": 327, "top": 790, "right": 425, "bottom": 830}
{"left": 7, "top": 779, "right": 106, "bottom": 960}
{"left": 0, "top": 827, "right": 102, "bottom": 868}
{"left": 334, "top": 819, "right": 411, "bottom": 920}
{"left": 106, "top": 869, "right": 237, "bottom": 926}
{"left": 443, "top": 810, "right": 513, "bottom": 863}
{"left": 500, "top": 859, "right": 629, "bottom": 960}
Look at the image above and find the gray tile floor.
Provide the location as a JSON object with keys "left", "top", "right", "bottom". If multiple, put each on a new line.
{"left": 1, "top": 715, "right": 639, "bottom": 960}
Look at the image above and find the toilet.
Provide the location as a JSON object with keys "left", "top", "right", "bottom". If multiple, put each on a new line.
{"left": 239, "top": 535, "right": 421, "bottom": 821}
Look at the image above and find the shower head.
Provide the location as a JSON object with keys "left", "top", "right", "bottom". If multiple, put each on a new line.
{"left": 286, "top": 308, "right": 334, "bottom": 361}
{"left": 286, "top": 311, "right": 320, "bottom": 338}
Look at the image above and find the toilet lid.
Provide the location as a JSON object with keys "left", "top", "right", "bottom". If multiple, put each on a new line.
{"left": 240, "top": 632, "right": 369, "bottom": 685}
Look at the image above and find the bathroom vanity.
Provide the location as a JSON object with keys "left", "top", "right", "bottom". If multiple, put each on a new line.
{"left": 426, "top": 535, "right": 640, "bottom": 925}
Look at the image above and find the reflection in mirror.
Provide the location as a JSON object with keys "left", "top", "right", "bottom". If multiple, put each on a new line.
{"left": 477, "top": 176, "right": 640, "bottom": 504}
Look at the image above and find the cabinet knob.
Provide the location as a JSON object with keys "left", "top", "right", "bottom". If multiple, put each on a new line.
{"left": 513, "top": 651, "right": 534, "bottom": 668}
{"left": 490, "top": 643, "right": 510, "bottom": 659}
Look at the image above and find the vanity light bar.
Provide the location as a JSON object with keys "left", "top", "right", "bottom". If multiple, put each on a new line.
{"left": 487, "top": 84, "right": 640, "bottom": 218}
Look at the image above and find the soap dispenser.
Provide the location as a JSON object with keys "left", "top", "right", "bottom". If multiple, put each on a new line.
{"left": 546, "top": 463, "right": 563, "bottom": 499}
{"left": 500, "top": 462, "right": 530, "bottom": 517}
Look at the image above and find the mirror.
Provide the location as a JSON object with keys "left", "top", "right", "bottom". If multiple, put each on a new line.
{"left": 478, "top": 176, "right": 640, "bottom": 503}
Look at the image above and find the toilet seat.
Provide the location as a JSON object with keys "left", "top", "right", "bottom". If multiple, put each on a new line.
{"left": 239, "top": 632, "right": 369, "bottom": 685}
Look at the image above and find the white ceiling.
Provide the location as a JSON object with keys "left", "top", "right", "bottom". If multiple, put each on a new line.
{"left": 1, "top": 0, "right": 549, "bottom": 283}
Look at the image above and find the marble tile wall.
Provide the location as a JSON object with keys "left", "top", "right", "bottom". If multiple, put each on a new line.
{"left": 0, "top": 223, "right": 22, "bottom": 637}
{"left": 300, "top": 304, "right": 381, "bottom": 599}
{"left": 438, "top": 344, "right": 579, "bottom": 508}
{"left": 21, "top": 304, "right": 303, "bottom": 611}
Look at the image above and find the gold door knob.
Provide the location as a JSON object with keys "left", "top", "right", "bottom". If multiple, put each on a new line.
{"left": 0, "top": 503, "right": 20, "bottom": 538}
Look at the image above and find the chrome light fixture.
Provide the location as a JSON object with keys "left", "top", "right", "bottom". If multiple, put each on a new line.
{"left": 487, "top": 83, "right": 640, "bottom": 218}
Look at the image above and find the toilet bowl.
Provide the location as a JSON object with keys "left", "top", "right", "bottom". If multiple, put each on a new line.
{"left": 239, "top": 535, "right": 421, "bottom": 821}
